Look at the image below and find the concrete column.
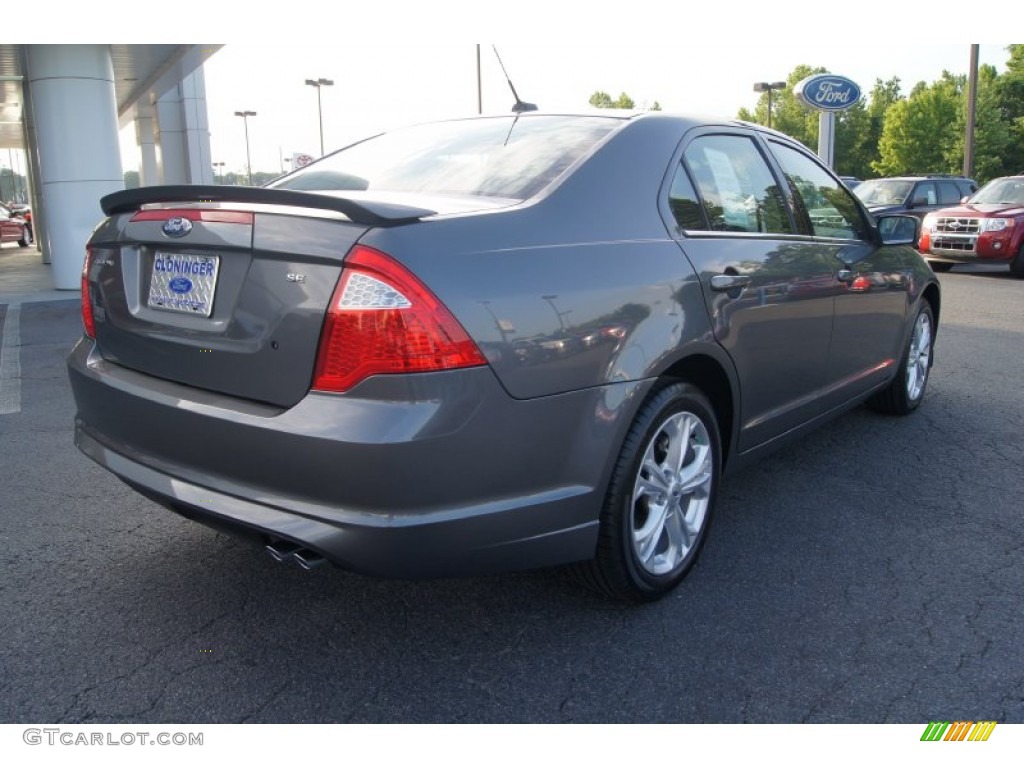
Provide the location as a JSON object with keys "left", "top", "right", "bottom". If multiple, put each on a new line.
{"left": 26, "top": 45, "right": 124, "bottom": 290}
{"left": 155, "top": 88, "right": 187, "bottom": 185}
{"left": 154, "top": 66, "right": 213, "bottom": 185}
{"left": 180, "top": 68, "right": 213, "bottom": 184}
{"left": 134, "top": 101, "right": 159, "bottom": 186}
{"left": 20, "top": 73, "right": 50, "bottom": 265}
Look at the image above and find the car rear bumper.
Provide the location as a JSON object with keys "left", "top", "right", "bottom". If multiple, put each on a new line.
{"left": 68, "top": 339, "right": 648, "bottom": 578}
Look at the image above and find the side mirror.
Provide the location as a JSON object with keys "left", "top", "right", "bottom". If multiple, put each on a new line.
{"left": 877, "top": 214, "right": 919, "bottom": 245}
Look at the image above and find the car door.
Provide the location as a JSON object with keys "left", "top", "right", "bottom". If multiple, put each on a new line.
{"left": 765, "top": 139, "right": 909, "bottom": 406}
{"left": 662, "top": 129, "right": 837, "bottom": 453}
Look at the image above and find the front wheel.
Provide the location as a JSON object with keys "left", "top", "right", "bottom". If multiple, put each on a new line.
{"left": 869, "top": 303, "right": 934, "bottom": 415}
{"left": 1010, "top": 245, "right": 1024, "bottom": 279}
{"left": 573, "top": 382, "right": 721, "bottom": 602}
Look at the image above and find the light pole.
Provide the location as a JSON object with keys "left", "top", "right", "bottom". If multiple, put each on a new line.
{"left": 541, "top": 294, "right": 571, "bottom": 331}
{"left": 305, "top": 78, "right": 334, "bottom": 156}
{"left": 212, "top": 161, "right": 225, "bottom": 184}
{"left": 234, "top": 110, "right": 256, "bottom": 186}
{"left": 753, "top": 81, "right": 787, "bottom": 130}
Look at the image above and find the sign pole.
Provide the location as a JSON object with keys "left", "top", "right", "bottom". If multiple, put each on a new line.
{"left": 817, "top": 112, "right": 835, "bottom": 169}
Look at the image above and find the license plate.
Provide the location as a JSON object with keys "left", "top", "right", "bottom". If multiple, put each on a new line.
{"left": 148, "top": 252, "right": 220, "bottom": 317}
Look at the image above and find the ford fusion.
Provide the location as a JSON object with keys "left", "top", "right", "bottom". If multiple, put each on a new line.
{"left": 68, "top": 113, "right": 939, "bottom": 601}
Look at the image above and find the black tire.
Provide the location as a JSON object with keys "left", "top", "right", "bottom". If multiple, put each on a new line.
{"left": 928, "top": 261, "right": 953, "bottom": 273}
{"left": 18, "top": 225, "right": 32, "bottom": 248}
{"left": 1010, "top": 245, "right": 1024, "bottom": 279}
{"left": 572, "top": 382, "right": 721, "bottom": 602}
{"left": 868, "top": 303, "right": 934, "bottom": 415}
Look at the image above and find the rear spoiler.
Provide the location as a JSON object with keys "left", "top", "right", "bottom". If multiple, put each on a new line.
{"left": 100, "top": 185, "right": 435, "bottom": 227}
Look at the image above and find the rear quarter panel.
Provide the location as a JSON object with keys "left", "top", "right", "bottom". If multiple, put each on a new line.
{"left": 360, "top": 115, "right": 722, "bottom": 401}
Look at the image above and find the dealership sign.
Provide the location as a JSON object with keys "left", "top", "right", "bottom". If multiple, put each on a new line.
{"left": 794, "top": 74, "right": 861, "bottom": 112}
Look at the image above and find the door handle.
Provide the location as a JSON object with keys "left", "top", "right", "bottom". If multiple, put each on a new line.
{"left": 710, "top": 274, "right": 752, "bottom": 292}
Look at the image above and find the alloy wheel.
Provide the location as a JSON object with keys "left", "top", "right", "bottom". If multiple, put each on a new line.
{"left": 630, "top": 411, "right": 713, "bottom": 576}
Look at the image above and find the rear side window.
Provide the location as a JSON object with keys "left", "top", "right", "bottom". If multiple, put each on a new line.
{"left": 270, "top": 115, "right": 621, "bottom": 201}
{"left": 937, "top": 181, "right": 962, "bottom": 204}
{"left": 676, "top": 135, "right": 792, "bottom": 234}
{"left": 667, "top": 166, "right": 708, "bottom": 231}
{"left": 768, "top": 140, "right": 869, "bottom": 241}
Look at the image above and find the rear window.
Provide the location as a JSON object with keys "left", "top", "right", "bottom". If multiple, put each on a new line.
{"left": 270, "top": 115, "right": 622, "bottom": 201}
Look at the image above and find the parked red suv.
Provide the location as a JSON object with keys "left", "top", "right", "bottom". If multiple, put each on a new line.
{"left": 0, "top": 202, "right": 33, "bottom": 247}
{"left": 918, "top": 175, "right": 1024, "bottom": 277}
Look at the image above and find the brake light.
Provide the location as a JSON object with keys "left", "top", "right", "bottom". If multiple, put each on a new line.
{"left": 312, "top": 245, "right": 486, "bottom": 392}
{"left": 81, "top": 248, "right": 96, "bottom": 339}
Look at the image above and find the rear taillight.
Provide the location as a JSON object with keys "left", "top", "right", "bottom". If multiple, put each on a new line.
{"left": 312, "top": 245, "right": 486, "bottom": 393}
{"left": 81, "top": 248, "right": 96, "bottom": 339}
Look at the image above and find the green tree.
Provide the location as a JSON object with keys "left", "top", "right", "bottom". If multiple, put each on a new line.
{"left": 833, "top": 100, "right": 872, "bottom": 178}
{"left": 951, "top": 65, "right": 1015, "bottom": 183}
{"left": 589, "top": 90, "right": 638, "bottom": 109}
{"left": 874, "top": 74, "right": 963, "bottom": 176}
{"left": 737, "top": 65, "right": 823, "bottom": 149}
{"left": 841, "top": 77, "right": 903, "bottom": 179}
{"left": 993, "top": 44, "right": 1024, "bottom": 175}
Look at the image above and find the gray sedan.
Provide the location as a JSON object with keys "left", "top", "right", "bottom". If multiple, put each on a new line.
{"left": 68, "top": 112, "right": 937, "bottom": 601}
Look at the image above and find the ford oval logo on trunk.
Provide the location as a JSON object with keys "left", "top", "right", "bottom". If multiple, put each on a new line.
{"left": 795, "top": 74, "right": 861, "bottom": 112}
{"left": 169, "top": 277, "right": 193, "bottom": 294}
{"left": 162, "top": 216, "right": 193, "bottom": 238}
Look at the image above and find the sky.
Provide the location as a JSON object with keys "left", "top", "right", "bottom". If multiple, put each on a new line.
{"left": 181, "top": 43, "right": 1013, "bottom": 178}
{"left": 74, "top": 0, "right": 1014, "bottom": 179}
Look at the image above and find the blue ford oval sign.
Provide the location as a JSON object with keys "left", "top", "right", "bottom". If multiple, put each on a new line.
{"left": 169, "top": 277, "right": 193, "bottom": 294}
{"left": 162, "top": 216, "right": 193, "bottom": 238}
{"left": 795, "top": 74, "right": 861, "bottom": 112}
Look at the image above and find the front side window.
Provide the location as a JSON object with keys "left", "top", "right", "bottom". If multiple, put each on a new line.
{"left": 678, "top": 135, "right": 792, "bottom": 234}
{"left": 270, "top": 115, "right": 622, "bottom": 201}
{"left": 913, "top": 182, "right": 937, "bottom": 205}
{"left": 769, "top": 141, "right": 869, "bottom": 241}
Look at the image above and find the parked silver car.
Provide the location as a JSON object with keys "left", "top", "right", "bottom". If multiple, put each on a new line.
{"left": 68, "top": 112, "right": 938, "bottom": 601}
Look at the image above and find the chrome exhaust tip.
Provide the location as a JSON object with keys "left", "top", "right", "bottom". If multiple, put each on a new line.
{"left": 265, "top": 541, "right": 301, "bottom": 563}
{"left": 293, "top": 549, "right": 328, "bottom": 570}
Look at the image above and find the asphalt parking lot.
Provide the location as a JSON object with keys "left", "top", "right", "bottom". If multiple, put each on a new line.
{"left": 1, "top": 265, "right": 1022, "bottom": 724}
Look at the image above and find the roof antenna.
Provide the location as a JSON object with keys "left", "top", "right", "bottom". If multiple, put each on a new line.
{"left": 492, "top": 46, "right": 537, "bottom": 113}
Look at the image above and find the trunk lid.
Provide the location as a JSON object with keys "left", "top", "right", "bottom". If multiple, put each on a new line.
{"left": 86, "top": 186, "right": 436, "bottom": 408}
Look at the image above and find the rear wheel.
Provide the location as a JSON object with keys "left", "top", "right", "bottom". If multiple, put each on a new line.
{"left": 573, "top": 382, "right": 721, "bottom": 602}
{"left": 869, "top": 303, "right": 934, "bottom": 415}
